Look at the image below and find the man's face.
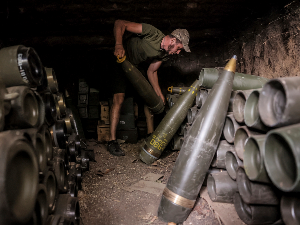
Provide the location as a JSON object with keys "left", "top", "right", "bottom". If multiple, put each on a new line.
{"left": 166, "top": 43, "right": 183, "bottom": 55}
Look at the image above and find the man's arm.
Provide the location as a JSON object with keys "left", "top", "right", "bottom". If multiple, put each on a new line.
{"left": 147, "top": 61, "right": 165, "bottom": 104}
{"left": 114, "top": 20, "right": 142, "bottom": 58}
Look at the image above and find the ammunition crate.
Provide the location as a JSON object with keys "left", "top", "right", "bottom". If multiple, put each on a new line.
{"left": 88, "top": 105, "right": 99, "bottom": 118}
{"left": 79, "top": 79, "right": 89, "bottom": 94}
{"left": 78, "top": 94, "right": 88, "bottom": 106}
{"left": 78, "top": 106, "right": 88, "bottom": 118}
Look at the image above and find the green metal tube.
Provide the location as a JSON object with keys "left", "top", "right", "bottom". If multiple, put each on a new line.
{"left": 207, "top": 171, "right": 238, "bottom": 203}
{"left": 199, "top": 68, "right": 269, "bottom": 90}
{"left": 243, "top": 135, "right": 271, "bottom": 183}
{"left": 223, "top": 113, "right": 240, "bottom": 144}
{"left": 232, "top": 89, "right": 255, "bottom": 123}
{"left": 234, "top": 126, "right": 261, "bottom": 160}
{"left": 225, "top": 149, "right": 243, "bottom": 180}
{"left": 187, "top": 105, "right": 198, "bottom": 125}
{"left": 195, "top": 88, "right": 209, "bottom": 108}
{"left": 258, "top": 77, "right": 300, "bottom": 127}
{"left": 244, "top": 89, "right": 269, "bottom": 132}
{"left": 158, "top": 56, "right": 237, "bottom": 223}
{"left": 120, "top": 59, "right": 164, "bottom": 114}
{"left": 140, "top": 79, "right": 201, "bottom": 164}
{"left": 264, "top": 123, "right": 300, "bottom": 192}
{"left": 211, "top": 140, "right": 234, "bottom": 169}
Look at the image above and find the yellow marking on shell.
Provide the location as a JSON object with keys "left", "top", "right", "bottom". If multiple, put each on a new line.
{"left": 188, "top": 89, "right": 191, "bottom": 92}
{"left": 129, "top": 68, "right": 131, "bottom": 71}
{"left": 192, "top": 91, "right": 194, "bottom": 94}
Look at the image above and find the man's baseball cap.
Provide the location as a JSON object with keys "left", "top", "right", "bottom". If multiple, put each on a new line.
{"left": 171, "top": 29, "right": 191, "bottom": 52}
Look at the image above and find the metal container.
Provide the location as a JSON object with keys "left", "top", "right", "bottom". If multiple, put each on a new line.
{"left": 259, "top": 77, "right": 300, "bottom": 127}
{"left": 225, "top": 149, "right": 243, "bottom": 180}
{"left": 0, "top": 130, "right": 39, "bottom": 224}
{"left": 207, "top": 171, "right": 238, "bottom": 203}
{"left": 211, "top": 140, "right": 234, "bottom": 169}
{"left": 237, "top": 168, "right": 279, "bottom": 205}
{"left": 158, "top": 56, "right": 237, "bottom": 223}
{"left": 140, "top": 79, "right": 201, "bottom": 164}
{"left": 234, "top": 126, "right": 261, "bottom": 160}
{"left": 199, "top": 68, "right": 269, "bottom": 90}
{"left": 243, "top": 135, "right": 271, "bottom": 183}
{"left": 232, "top": 89, "right": 254, "bottom": 123}
{"left": 264, "top": 123, "right": 300, "bottom": 192}
{"left": 281, "top": 195, "right": 300, "bottom": 225}
{"left": 234, "top": 193, "right": 280, "bottom": 225}
{"left": 244, "top": 89, "right": 269, "bottom": 132}
{"left": 223, "top": 113, "right": 240, "bottom": 143}
{"left": 6, "top": 86, "right": 39, "bottom": 128}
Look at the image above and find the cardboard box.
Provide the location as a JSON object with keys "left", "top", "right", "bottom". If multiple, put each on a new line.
{"left": 97, "top": 124, "right": 110, "bottom": 142}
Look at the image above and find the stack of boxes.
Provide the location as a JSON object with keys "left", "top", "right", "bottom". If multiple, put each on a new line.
{"left": 78, "top": 79, "right": 89, "bottom": 118}
{"left": 97, "top": 101, "right": 110, "bottom": 142}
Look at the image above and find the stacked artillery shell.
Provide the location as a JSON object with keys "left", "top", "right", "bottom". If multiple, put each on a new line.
{"left": 0, "top": 45, "right": 91, "bottom": 224}
{"left": 118, "top": 58, "right": 164, "bottom": 114}
{"left": 199, "top": 68, "right": 269, "bottom": 90}
{"left": 158, "top": 56, "right": 237, "bottom": 223}
{"left": 140, "top": 78, "right": 201, "bottom": 164}
{"left": 167, "top": 86, "right": 189, "bottom": 94}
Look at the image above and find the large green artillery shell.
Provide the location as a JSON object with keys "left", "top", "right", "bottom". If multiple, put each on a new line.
{"left": 234, "top": 193, "right": 280, "bottom": 225}
{"left": 244, "top": 89, "right": 269, "bottom": 132}
{"left": 187, "top": 105, "right": 198, "bottom": 125}
{"left": 207, "top": 171, "right": 238, "bottom": 203}
{"left": 243, "top": 135, "right": 271, "bottom": 183}
{"left": 158, "top": 56, "right": 237, "bottom": 223}
{"left": 233, "top": 89, "right": 255, "bottom": 123}
{"left": 6, "top": 86, "right": 39, "bottom": 128}
{"left": 225, "top": 149, "right": 243, "bottom": 180}
{"left": 43, "top": 92, "right": 57, "bottom": 126}
{"left": 54, "top": 194, "right": 80, "bottom": 225}
{"left": 0, "top": 45, "right": 45, "bottom": 88}
{"left": 223, "top": 113, "right": 240, "bottom": 143}
{"left": 34, "top": 184, "right": 49, "bottom": 225}
{"left": 195, "top": 88, "right": 209, "bottom": 108}
{"left": 259, "top": 77, "right": 300, "bottom": 128}
{"left": 50, "top": 120, "right": 67, "bottom": 149}
{"left": 237, "top": 168, "right": 279, "bottom": 205}
{"left": 281, "top": 195, "right": 300, "bottom": 225}
{"left": 234, "top": 126, "right": 261, "bottom": 160}
{"left": 211, "top": 140, "right": 234, "bottom": 169}
{"left": 199, "top": 68, "right": 269, "bottom": 90}
{"left": 0, "top": 130, "right": 39, "bottom": 224}
{"left": 170, "top": 134, "right": 183, "bottom": 151}
{"left": 264, "top": 123, "right": 300, "bottom": 192}
{"left": 45, "top": 68, "right": 59, "bottom": 94}
{"left": 140, "top": 79, "right": 201, "bottom": 164}
{"left": 227, "top": 91, "right": 237, "bottom": 112}
{"left": 120, "top": 59, "right": 164, "bottom": 114}
{"left": 43, "top": 170, "right": 57, "bottom": 213}
{"left": 177, "top": 122, "right": 186, "bottom": 136}
{"left": 168, "top": 86, "right": 188, "bottom": 94}
{"left": 0, "top": 78, "right": 6, "bottom": 131}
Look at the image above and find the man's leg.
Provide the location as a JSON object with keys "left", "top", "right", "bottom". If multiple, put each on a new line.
{"left": 144, "top": 104, "right": 154, "bottom": 135}
{"left": 107, "top": 93, "right": 125, "bottom": 156}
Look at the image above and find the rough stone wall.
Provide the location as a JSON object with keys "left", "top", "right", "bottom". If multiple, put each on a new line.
{"left": 227, "top": 1, "right": 300, "bottom": 79}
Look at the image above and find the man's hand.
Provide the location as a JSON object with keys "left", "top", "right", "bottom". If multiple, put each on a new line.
{"left": 114, "top": 44, "right": 125, "bottom": 59}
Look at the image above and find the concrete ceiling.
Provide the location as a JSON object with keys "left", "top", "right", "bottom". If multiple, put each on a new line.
{"left": 0, "top": 0, "right": 290, "bottom": 50}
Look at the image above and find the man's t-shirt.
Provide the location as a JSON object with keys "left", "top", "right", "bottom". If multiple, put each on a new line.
{"left": 126, "top": 23, "right": 167, "bottom": 66}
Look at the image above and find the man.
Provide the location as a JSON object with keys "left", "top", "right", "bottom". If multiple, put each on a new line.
{"left": 107, "top": 19, "right": 191, "bottom": 156}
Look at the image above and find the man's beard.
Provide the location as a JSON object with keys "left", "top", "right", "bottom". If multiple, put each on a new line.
{"left": 167, "top": 44, "right": 175, "bottom": 54}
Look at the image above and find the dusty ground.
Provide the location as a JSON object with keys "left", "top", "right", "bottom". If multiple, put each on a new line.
{"left": 79, "top": 139, "right": 220, "bottom": 225}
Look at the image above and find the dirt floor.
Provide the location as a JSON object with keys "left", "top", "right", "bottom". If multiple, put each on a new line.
{"left": 79, "top": 139, "right": 221, "bottom": 225}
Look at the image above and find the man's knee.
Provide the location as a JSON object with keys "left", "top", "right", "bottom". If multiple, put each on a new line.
{"left": 113, "top": 93, "right": 125, "bottom": 106}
